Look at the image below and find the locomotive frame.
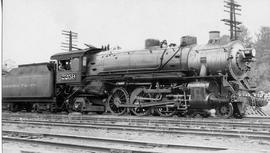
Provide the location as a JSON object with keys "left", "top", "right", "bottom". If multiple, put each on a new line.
{"left": 3, "top": 33, "right": 267, "bottom": 118}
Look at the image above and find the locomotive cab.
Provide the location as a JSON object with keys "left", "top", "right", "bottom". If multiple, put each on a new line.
{"left": 54, "top": 56, "right": 83, "bottom": 84}
{"left": 51, "top": 48, "right": 102, "bottom": 85}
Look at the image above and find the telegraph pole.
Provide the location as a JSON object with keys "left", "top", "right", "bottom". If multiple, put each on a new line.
{"left": 61, "top": 30, "right": 78, "bottom": 51}
{"left": 222, "top": 0, "right": 242, "bottom": 40}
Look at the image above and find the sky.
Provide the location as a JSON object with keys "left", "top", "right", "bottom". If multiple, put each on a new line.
{"left": 2, "top": 0, "right": 270, "bottom": 66}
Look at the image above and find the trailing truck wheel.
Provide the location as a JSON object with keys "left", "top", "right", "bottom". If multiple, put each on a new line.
{"left": 8, "top": 104, "right": 18, "bottom": 112}
{"left": 73, "top": 101, "right": 83, "bottom": 112}
{"left": 130, "top": 87, "right": 151, "bottom": 116}
{"left": 33, "top": 103, "right": 41, "bottom": 113}
{"left": 216, "top": 103, "right": 234, "bottom": 118}
{"left": 65, "top": 103, "right": 73, "bottom": 113}
{"left": 107, "top": 87, "right": 128, "bottom": 115}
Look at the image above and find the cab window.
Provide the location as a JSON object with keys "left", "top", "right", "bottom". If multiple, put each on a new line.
{"left": 58, "top": 60, "right": 71, "bottom": 71}
{"left": 58, "top": 57, "right": 80, "bottom": 72}
{"left": 70, "top": 57, "right": 79, "bottom": 71}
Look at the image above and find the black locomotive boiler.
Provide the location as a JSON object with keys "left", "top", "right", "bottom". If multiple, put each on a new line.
{"left": 2, "top": 31, "right": 268, "bottom": 118}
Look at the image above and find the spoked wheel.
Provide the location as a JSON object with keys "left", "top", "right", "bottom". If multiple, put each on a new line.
{"left": 63, "top": 101, "right": 73, "bottom": 113}
{"left": 73, "top": 101, "right": 83, "bottom": 112}
{"left": 49, "top": 103, "right": 57, "bottom": 113}
{"left": 108, "top": 87, "right": 128, "bottom": 115}
{"left": 216, "top": 103, "right": 234, "bottom": 118}
{"left": 130, "top": 87, "right": 151, "bottom": 116}
{"left": 33, "top": 103, "right": 41, "bottom": 113}
{"left": 155, "top": 105, "right": 177, "bottom": 117}
{"left": 8, "top": 104, "right": 18, "bottom": 112}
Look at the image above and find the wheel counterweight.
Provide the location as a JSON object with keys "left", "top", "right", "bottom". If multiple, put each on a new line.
{"left": 130, "top": 87, "right": 152, "bottom": 116}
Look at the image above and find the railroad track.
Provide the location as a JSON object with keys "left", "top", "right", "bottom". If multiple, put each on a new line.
{"left": 3, "top": 130, "right": 228, "bottom": 153}
{"left": 73, "top": 116, "right": 270, "bottom": 131}
{"left": 3, "top": 112, "right": 270, "bottom": 131}
{"left": 4, "top": 111, "right": 270, "bottom": 122}
{"left": 3, "top": 119, "right": 270, "bottom": 140}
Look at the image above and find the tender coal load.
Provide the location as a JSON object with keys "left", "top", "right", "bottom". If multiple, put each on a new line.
{"left": 145, "top": 39, "right": 160, "bottom": 49}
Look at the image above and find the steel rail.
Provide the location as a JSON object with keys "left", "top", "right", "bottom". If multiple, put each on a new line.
{"left": 3, "top": 130, "right": 228, "bottom": 152}
{"left": 3, "top": 136, "right": 153, "bottom": 153}
{"left": 3, "top": 120, "right": 270, "bottom": 140}
{"left": 3, "top": 113, "right": 270, "bottom": 130}
{"left": 4, "top": 117, "right": 270, "bottom": 132}
{"left": 76, "top": 116, "right": 270, "bottom": 129}
{"left": 4, "top": 111, "right": 270, "bottom": 121}
{"left": 2, "top": 111, "right": 268, "bottom": 120}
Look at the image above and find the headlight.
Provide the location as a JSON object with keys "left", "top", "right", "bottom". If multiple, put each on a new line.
{"left": 251, "top": 48, "right": 256, "bottom": 57}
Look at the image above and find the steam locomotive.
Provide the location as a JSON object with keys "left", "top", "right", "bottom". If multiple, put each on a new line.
{"left": 3, "top": 31, "right": 268, "bottom": 118}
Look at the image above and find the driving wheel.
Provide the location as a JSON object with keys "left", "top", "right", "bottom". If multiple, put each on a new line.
{"left": 130, "top": 87, "right": 152, "bottom": 116}
{"left": 107, "top": 87, "right": 128, "bottom": 115}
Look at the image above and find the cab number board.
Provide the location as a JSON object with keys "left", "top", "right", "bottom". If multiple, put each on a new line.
{"left": 60, "top": 73, "right": 76, "bottom": 81}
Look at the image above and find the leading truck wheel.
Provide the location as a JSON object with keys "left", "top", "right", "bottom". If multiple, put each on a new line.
{"left": 216, "top": 103, "right": 234, "bottom": 118}
{"left": 107, "top": 87, "right": 128, "bottom": 115}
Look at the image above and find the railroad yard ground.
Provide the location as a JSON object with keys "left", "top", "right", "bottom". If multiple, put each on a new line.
{"left": 2, "top": 112, "right": 270, "bottom": 153}
{"left": 263, "top": 104, "right": 270, "bottom": 114}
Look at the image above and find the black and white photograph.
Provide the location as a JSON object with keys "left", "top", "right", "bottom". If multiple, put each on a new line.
{"left": 2, "top": 0, "right": 270, "bottom": 152}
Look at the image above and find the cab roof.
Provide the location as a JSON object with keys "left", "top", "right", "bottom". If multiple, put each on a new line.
{"left": 50, "top": 48, "right": 102, "bottom": 60}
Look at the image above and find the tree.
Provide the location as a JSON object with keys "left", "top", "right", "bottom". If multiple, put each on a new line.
{"left": 220, "top": 25, "right": 253, "bottom": 46}
{"left": 237, "top": 25, "right": 253, "bottom": 47}
{"left": 253, "top": 26, "right": 270, "bottom": 91}
{"left": 255, "top": 26, "right": 270, "bottom": 58}
{"left": 236, "top": 26, "right": 270, "bottom": 91}
{"left": 219, "top": 35, "right": 230, "bottom": 45}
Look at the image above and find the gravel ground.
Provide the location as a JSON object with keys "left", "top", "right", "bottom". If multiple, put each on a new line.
{"left": 2, "top": 121, "right": 270, "bottom": 153}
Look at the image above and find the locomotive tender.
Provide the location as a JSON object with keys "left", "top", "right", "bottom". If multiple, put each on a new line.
{"left": 3, "top": 31, "right": 267, "bottom": 118}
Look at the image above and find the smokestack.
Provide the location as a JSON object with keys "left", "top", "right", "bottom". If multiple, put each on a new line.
{"left": 208, "top": 31, "right": 220, "bottom": 44}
